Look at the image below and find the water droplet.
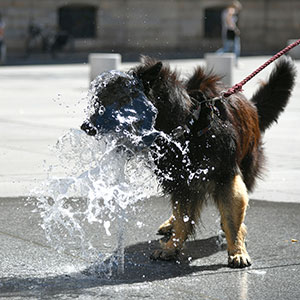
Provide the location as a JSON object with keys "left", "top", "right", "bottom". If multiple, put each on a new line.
{"left": 137, "top": 221, "right": 143, "bottom": 228}
{"left": 183, "top": 215, "right": 189, "bottom": 222}
{"left": 104, "top": 221, "right": 111, "bottom": 236}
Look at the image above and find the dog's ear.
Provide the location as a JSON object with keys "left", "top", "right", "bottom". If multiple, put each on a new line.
{"left": 138, "top": 62, "right": 163, "bottom": 88}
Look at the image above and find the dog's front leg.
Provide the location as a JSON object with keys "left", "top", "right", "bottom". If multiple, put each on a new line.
{"left": 216, "top": 175, "right": 252, "bottom": 268}
{"left": 151, "top": 193, "right": 195, "bottom": 260}
{"left": 157, "top": 215, "right": 175, "bottom": 236}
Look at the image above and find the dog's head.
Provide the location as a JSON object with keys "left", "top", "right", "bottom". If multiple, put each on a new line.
{"left": 81, "top": 62, "right": 163, "bottom": 147}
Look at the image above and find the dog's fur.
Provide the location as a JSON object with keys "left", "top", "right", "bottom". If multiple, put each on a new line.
{"left": 81, "top": 56, "right": 296, "bottom": 268}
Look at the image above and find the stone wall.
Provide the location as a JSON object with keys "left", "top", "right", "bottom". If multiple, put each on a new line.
{"left": 0, "top": 0, "right": 299, "bottom": 56}
{"left": 239, "top": 0, "right": 300, "bottom": 53}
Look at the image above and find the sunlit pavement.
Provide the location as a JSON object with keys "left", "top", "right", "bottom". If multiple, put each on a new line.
{"left": 0, "top": 57, "right": 300, "bottom": 299}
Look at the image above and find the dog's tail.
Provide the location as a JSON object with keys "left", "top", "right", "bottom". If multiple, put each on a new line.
{"left": 250, "top": 56, "right": 297, "bottom": 132}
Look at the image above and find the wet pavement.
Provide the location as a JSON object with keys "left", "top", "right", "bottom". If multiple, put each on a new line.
{"left": 0, "top": 197, "right": 299, "bottom": 299}
{"left": 0, "top": 56, "right": 300, "bottom": 299}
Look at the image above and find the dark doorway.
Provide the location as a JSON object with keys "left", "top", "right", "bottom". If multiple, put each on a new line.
{"left": 204, "top": 7, "right": 224, "bottom": 38}
{"left": 58, "top": 5, "right": 97, "bottom": 38}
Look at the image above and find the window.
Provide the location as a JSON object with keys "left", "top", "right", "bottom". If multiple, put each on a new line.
{"left": 58, "top": 5, "right": 97, "bottom": 38}
{"left": 204, "top": 7, "right": 224, "bottom": 38}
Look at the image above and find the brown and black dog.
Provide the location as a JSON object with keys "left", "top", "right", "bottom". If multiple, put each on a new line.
{"left": 81, "top": 56, "right": 296, "bottom": 268}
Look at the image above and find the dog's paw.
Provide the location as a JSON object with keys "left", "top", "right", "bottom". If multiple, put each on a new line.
{"left": 228, "top": 253, "right": 252, "bottom": 268}
{"left": 150, "top": 248, "right": 179, "bottom": 261}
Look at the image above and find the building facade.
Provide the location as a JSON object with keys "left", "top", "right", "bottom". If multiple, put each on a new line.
{"left": 0, "top": 0, "right": 299, "bottom": 57}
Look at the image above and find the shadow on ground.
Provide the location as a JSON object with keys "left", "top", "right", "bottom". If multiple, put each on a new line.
{"left": 0, "top": 236, "right": 226, "bottom": 297}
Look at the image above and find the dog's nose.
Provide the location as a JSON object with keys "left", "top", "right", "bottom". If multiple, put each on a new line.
{"left": 81, "top": 121, "right": 97, "bottom": 136}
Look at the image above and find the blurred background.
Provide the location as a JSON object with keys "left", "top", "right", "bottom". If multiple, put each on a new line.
{"left": 0, "top": 0, "right": 299, "bottom": 64}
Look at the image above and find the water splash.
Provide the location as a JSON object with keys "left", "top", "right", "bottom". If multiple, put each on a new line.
{"left": 32, "top": 128, "right": 162, "bottom": 277}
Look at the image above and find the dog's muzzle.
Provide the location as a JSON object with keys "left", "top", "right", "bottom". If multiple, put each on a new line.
{"left": 81, "top": 91, "right": 159, "bottom": 147}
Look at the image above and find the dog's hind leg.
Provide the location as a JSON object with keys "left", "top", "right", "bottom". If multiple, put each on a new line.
{"left": 216, "top": 174, "right": 252, "bottom": 268}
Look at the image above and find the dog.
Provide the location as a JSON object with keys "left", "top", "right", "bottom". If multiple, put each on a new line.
{"left": 81, "top": 56, "right": 296, "bottom": 268}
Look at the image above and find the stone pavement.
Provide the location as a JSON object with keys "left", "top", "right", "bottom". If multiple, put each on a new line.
{"left": 0, "top": 56, "right": 300, "bottom": 299}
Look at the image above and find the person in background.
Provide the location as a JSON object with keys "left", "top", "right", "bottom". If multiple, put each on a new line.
{"left": 0, "top": 14, "right": 6, "bottom": 64}
{"left": 216, "top": 1, "right": 242, "bottom": 66}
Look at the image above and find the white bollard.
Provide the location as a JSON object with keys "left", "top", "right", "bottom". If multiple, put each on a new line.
{"left": 89, "top": 53, "right": 122, "bottom": 81}
{"left": 287, "top": 40, "right": 300, "bottom": 59}
{"left": 205, "top": 53, "right": 235, "bottom": 87}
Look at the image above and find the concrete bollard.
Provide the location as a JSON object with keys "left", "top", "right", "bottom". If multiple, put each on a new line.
{"left": 287, "top": 40, "right": 300, "bottom": 60}
{"left": 89, "top": 53, "right": 122, "bottom": 81}
{"left": 204, "top": 53, "right": 235, "bottom": 87}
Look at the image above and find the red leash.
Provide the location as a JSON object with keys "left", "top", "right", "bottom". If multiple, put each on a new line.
{"left": 223, "top": 39, "right": 300, "bottom": 98}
